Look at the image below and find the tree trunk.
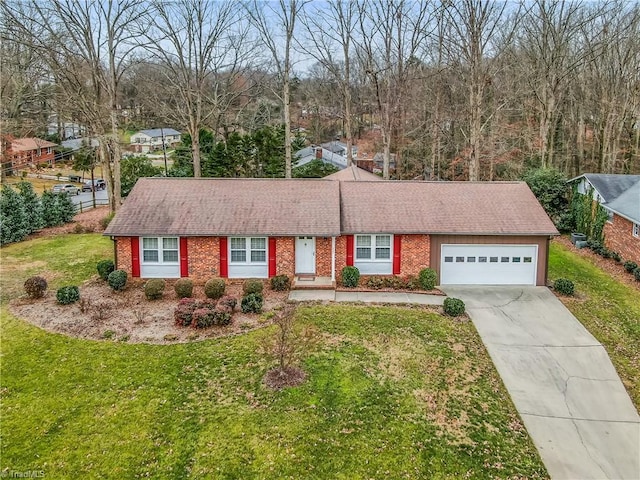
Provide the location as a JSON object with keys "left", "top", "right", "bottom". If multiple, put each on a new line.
{"left": 283, "top": 70, "right": 292, "bottom": 178}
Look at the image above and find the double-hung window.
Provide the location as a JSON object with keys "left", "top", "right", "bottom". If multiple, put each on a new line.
{"left": 634, "top": 223, "right": 639, "bottom": 238}
{"left": 142, "top": 237, "right": 179, "bottom": 263}
{"left": 229, "top": 237, "right": 267, "bottom": 264}
{"left": 356, "top": 235, "right": 392, "bottom": 261}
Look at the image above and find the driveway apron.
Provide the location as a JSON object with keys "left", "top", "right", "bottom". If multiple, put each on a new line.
{"left": 442, "top": 286, "right": 640, "bottom": 480}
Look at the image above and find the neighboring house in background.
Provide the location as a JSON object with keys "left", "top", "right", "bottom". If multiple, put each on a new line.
{"left": 295, "top": 146, "right": 348, "bottom": 170}
{"left": 372, "top": 152, "right": 397, "bottom": 174}
{"left": 130, "top": 128, "right": 181, "bottom": 154}
{"left": 321, "top": 140, "right": 357, "bottom": 159}
{"left": 1, "top": 135, "right": 57, "bottom": 173}
{"left": 568, "top": 173, "right": 640, "bottom": 263}
{"left": 104, "top": 178, "right": 558, "bottom": 286}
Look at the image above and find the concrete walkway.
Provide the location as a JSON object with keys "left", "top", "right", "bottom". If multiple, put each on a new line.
{"left": 442, "top": 286, "right": 640, "bottom": 480}
{"left": 288, "top": 289, "right": 445, "bottom": 305}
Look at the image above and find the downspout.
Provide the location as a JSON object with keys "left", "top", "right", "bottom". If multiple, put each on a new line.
{"left": 331, "top": 236, "right": 336, "bottom": 283}
{"left": 112, "top": 236, "right": 118, "bottom": 269}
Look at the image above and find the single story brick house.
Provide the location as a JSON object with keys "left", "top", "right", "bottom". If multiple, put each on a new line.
{"left": 104, "top": 178, "right": 558, "bottom": 286}
{"left": 568, "top": 173, "right": 640, "bottom": 263}
{"left": 1, "top": 135, "right": 57, "bottom": 173}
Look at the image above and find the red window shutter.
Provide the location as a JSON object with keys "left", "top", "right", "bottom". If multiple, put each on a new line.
{"left": 268, "top": 237, "right": 277, "bottom": 277}
{"left": 131, "top": 237, "right": 140, "bottom": 278}
{"left": 346, "top": 235, "right": 354, "bottom": 266}
{"left": 179, "top": 237, "right": 189, "bottom": 277}
{"left": 219, "top": 237, "right": 228, "bottom": 278}
{"left": 393, "top": 235, "right": 402, "bottom": 275}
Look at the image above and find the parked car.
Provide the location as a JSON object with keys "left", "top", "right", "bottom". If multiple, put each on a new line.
{"left": 81, "top": 179, "right": 106, "bottom": 192}
{"left": 52, "top": 184, "right": 80, "bottom": 195}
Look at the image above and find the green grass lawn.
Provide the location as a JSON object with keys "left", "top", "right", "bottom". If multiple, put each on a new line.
{"left": 549, "top": 241, "right": 640, "bottom": 406}
{"left": 0, "top": 236, "right": 547, "bottom": 479}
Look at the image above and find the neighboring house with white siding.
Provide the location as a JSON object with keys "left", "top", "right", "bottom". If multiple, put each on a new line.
{"left": 130, "top": 128, "right": 181, "bottom": 154}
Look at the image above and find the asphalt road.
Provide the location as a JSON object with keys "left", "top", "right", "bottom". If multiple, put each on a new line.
{"left": 71, "top": 188, "right": 109, "bottom": 208}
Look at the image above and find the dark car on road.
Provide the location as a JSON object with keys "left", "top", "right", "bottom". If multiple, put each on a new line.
{"left": 81, "top": 179, "right": 106, "bottom": 192}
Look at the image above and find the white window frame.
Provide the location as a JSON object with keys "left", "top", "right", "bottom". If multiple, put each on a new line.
{"left": 633, "top": 223, "right": 639, "bottom": 238}
{"left": 229, "top": 237, "right": 267, "bottom": 265}
{"left": 141, "top": 237, "right": 179, "bottom": 264}
{"left": 355, "top": 234, "right": 392, "bottom": 262}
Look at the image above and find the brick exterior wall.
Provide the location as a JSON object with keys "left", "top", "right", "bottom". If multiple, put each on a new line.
{"left": 316, "top": 237, "right": 332, "bottom": 276}
{"left": 604, "top": 215, "right": 640, "bottom": 263}
{"left": 275, "top": 237, "right": 295, "bottom": 276}
{"left": 186, "top": 237, "right": 220, "bottom": 281}
{"left": 114, "top": 234, "right": 439, "bottom": 281}
{"left": 116, "top": 237, "right": 133, "bottom": 275}
{"left": 400, "top": 234, "right": 431, "bottom": 273}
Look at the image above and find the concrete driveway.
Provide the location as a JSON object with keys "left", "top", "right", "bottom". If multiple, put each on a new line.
{"left": 442, "top": 286, "right": 640, "bottom": 480}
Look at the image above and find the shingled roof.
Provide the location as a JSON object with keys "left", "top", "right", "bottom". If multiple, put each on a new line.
{"left": 339, "top": 181, "right": 558, "bottom": 235}
{"left": 105, "top": 178, "right": 558, "bottom": 237}
{"left": 104, "top": 178, "right": 341, "bottom": 237}
{"left": 570, "top": 174, "right": 640, "bottom": 203}
{"left": 324, "top": 165, "right": 382, "bottom": 181}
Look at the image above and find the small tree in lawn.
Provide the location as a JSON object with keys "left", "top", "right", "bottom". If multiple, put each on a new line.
{"left": 41, "top": 191, "right": 62, "bottom": 227}
{"left": 263, "top": 304, "right": 310, "bottom": 390}
{"left": 56, "top": 192, "right": 76, "bottom": 224}
{"left": 16, "top": 181, "right": 43, "bottom": 234}
{"left": 0, "top": 184, "right": 29, "bottom": 245}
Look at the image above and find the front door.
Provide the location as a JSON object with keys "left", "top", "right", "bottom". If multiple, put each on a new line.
{"left": 295, "top": 236, "right": 316, "bottom": 274}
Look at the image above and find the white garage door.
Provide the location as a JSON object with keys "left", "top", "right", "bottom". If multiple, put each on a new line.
{"left": 440, "top": 244, "right": 538, "bottom": 285}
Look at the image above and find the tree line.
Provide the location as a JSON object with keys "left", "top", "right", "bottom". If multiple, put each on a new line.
{"left": 2, "top": 0, "right": 639, "bottom": 212}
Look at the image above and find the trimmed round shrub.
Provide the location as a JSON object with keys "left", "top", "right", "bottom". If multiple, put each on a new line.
{"left": 218, "top": 295, "right": 238, "bottom": 311}
{"left": 24, "top": 276, "right": 47, "bottom": 299}
{"left": 624, "top": 261, "right": 638, "bottom": 273}
{"left": 144, "top": 279, "right": 166, "bottom": 300}
{"left": 270, "top": 274, "right": 291, "bottom": 291}
{"left": 443, "top": 297, "right": 465, "bottom": 317}
{"left": 241, "top": 293, "right": 263, "bottom": 313}
{"left": 243, "top": 279, "right": 264, "bottom": 295}
{"left": 554, "top": 278, "right": 575, "bottom": 296}
{"left": 204, "top": 278, "right": 226, "bottom": 299}
{"left": 341, "top": 266, "right": 360, "bottom": 288}
{"left": 611, "top": 252, "right": 622, "bottom": 263}
{"left": 97, "top": 259, "right": 115, "bottom": 281}
{"left": 418, "top": 268, "right": 438, "bottom": 290}
{"left": 634, "top": 267, "right": 640, "bottom": 282}
{"left": 174, "top": 278, "right": 194, "bottom": 298}
{"left": 107, "top": 269, "right": 128, "bottom": 291}
{"left": 56, "top": 285, "right": 80, "bottom": 305}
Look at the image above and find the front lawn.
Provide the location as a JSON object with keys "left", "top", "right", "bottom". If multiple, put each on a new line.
{"left": 0, "top": 236, "right": 547, "bottom": 479}
{"left": 1, "top": 306, "right": 546, "bottom": 479}
{"left": 549, "top": 241, "right": 640, "bottom": 406}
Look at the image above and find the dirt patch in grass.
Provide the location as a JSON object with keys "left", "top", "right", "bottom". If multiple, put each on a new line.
{"left": 263, "top": 366, "right": 307, "bottom": 390}
{"left": 553, "top": 236, "right": 640, "bottom": 291}
{"left": 10, "top": 278, "right": 289, "bottom": 344}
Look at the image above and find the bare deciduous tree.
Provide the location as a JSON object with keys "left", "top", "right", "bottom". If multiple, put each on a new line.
{"left": 2, "top": 0, "right": 146, "bottom": 212}
{"left": 144, "top": 0, "right": 251, "bottom": 177}
{"left": 247, "top": 0, "right": 309, "bottom": 178}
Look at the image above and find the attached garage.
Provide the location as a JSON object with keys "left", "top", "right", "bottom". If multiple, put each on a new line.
{"left": 440, "top": 244, "right": 538, "bottom": 285}
{"left": 431, "top": 235, "right": 551, "bottom": 286}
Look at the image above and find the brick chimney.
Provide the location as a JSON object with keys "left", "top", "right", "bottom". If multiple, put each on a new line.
{"left": 315, "top": 147, "right": 322, "bottom": 159}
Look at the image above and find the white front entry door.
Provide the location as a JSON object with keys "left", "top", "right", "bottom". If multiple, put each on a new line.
{"left": 295, "top": 236, "right": 316, "bottom": 274}
{"left": 440, "top": 244, "right": 538, "bottom": 285}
